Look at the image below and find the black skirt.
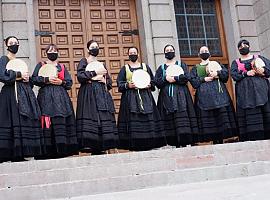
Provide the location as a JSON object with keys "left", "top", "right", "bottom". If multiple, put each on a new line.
{"left": 42, "top": 115, "right": 78, "bottom": 157}
{"left": 194, "top": 97, "right": 238, "bottom": 143}
{"left": 0, "top": 84, "right": 43, "bottom": 161}
{"left": 157, "top": 87, "right": 198, "bottom": 147}
{"left": 237, "top": 100, "right": 270, "bottom": 141}
{"left": 76, "top": 83, "right": 118, "bottom": 152}
{"left": 118, "top": 91, "right": 167, "bottom": 151}
{"left": 38, "top": 85, "right": 78, "bottom": 157}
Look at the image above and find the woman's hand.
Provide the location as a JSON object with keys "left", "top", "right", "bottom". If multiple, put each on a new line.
{"left": 247, "top": 70, "right": 256, "bottom": 76}
{"left": 128, "top": 82, "right": 136, "bottom": 89}
{"left": 209, "top": 71, "right": 218, "bottom": 78}
{"left": 204, "top": 76, "right": 214, "bottom": 82}
{"left": 166, "top": 75, "right": 176, "bottom": 83}
{"left": 256, "top": 67, "right": 265, "bottom": 75}
{"left": 49, "top": 77, "right": 63, "bottom": 85}
{"left": 22, "top": 72, "right": 30, "bottom": 82}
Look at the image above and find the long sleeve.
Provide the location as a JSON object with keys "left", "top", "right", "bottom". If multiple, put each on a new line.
{"left": 0, "top": 56, "right": 17, "bottom": 85}
{"left": 189, "top": 66, "right": 205, "bottom": 89}
{"left": 117, "top": 66, "right": 128, "bottom": 93}
{"left": 61, "top": 65, "right": 73, "bottom": 90}
{"left": 154, "top": 65, "right": 168, "bottom": 89}
{"left": 31, "top": 62, "right": 49, "bottom": 87}
{"left": 230, "top": 60, "right": 245, "bottom": 82}
{"left": 217, "top": 64, "right": 229, "bottom": 83}
{"left": 77, "top": 58, "right": 97, "bottom": 84}
{"left": 173, "top": 62, "right": 189, "bottom": 85}
{"left": 101, "top": 64, "right": 113, "bottom": 91}
{"left": 146, "top": 65, "right": 156, "bottom": 91}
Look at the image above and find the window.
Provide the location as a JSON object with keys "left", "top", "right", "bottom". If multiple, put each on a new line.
{"left": 174, "top": 0, "right": 222, "bottom": 57}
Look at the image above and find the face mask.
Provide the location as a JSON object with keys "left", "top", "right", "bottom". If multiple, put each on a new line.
{"left": 129, "top": 54, "right": 138, "bottom": 63}
{"left": 165, "top": 52, "right": 175, "bottom": 60}
{"left": 239, "top": 47, "right": 250, "bottom": 55}
{"left": 89, "top": 48, "right": 99, "bottom": 57}
{"left": 47, "top": 53, "right": 58, "bottom": 61}
{"left": 199, "top": 52, "right": 210, "bottom": 60}
{"left": 7, "top": 45, "right": 19, "bottom": 54}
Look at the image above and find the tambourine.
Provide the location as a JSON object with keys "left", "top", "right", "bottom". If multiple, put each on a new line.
{"left": 166, "top": 64, "right": 184, "bottom": 76}
{"left": 38, "top": 63, "right": 58, "bottom": 77}
{"left": 254, "top": 57, "right": 265, "bottom": 69}
{"left": 132, "top": 69, "right": 151, "bottom": 89}
{"left": 86, "top": 61, "right": 105, "bottom": 80}
{"left": 6, "top": 59, "right": 29, "bottom": 103}
{"left": 206, "top": 61, "right": 222, "bottom": 75}
{"left": 6, "top": 59, "right": 29, "bottom": 74}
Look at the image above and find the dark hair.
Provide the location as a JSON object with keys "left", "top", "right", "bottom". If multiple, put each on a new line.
{"left": 87, "top": 40, "right": 98, "bottom": 49}
{"left": 164, "top": 44, "right": 175, "bottom": 53}
{"left": 45, "top": 44, "right": 59, "bottom": 53}
{"left": 128, "top": 46, "right": 139, "bottom": 54}
{"left": 4, "top": 36, "right": 19, "bottom": 46}
{"left": 237, "top": 39, "right": 250, "bottom": 48}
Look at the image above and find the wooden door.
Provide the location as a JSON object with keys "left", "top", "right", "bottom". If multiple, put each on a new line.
{"left": 34, "top": 0, "right": 141, "bottom": 112}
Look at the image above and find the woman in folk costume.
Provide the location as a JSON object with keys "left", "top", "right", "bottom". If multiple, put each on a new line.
{"left": 0, "top": 36, "right": 42, "bottom": 162}
{"left": 117, "top": 47, "right": 166, "bottom": 151}
{"left": 154, "top": 44, "right": 197, "bottom": 147}
{"left": 32, "top": 44, "right": 77, "bottom": 158}
{"left": 231, "top": 39, "right": 270, "bottom": 141}
{"left": 76, "top": 40, "right": 118, "bottom": 155}
{"left": 190, "top": 46, "right": 237, "bottom": 144}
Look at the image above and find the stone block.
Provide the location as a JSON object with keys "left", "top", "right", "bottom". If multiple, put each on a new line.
{"left": 2, "top": 4, "right": 27, "bottom": 21}
{"left": 151, "top": 21, "right": 173, "bottom": 37}
{"left": 150, "top": 5, "right": 171, "bottom": 21}
{"left": 3, "top": 22, "right": 29, "bottom": 39}
{"left": 239, "top": 21, "right": 258, "bottom": 36}
{"left": 237, "top": 5, "right": 255, "bottom": 20}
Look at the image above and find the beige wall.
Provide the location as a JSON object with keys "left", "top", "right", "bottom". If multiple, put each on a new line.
{"left": 253, "top": 0, "right": 270, "bottom": 57}
{"left": 226, "top": 0, "right": 270, "bottom": 58}
{"left": 0, "top": 0, "right": 36, "bottom": 72}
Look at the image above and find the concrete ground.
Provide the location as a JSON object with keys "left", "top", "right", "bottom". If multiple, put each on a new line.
{"left": 62, "top": 174, "right": 270, "bottom": 200}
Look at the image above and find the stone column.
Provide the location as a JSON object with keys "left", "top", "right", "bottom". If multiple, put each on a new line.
{"left": 136, "top": 0, "right": 180, "bottom": 72}
{"left": 253, "top": 0, "right": 270, "bottom": 56}
{"left": 1, "top": 0, "right": 36, "bottom": 73}
{"left": 233, "top": 0, "right": 260, "bottom": 54}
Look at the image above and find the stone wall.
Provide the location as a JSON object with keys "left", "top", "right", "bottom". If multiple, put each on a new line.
{"left": 0, "top": 0, "right": 36, "bottom": 72}
{"left": 137, "top": 0, "right": 179, "bottom": 71}
{"left": 253, "top": 0, "right": 270, "bottom": 57}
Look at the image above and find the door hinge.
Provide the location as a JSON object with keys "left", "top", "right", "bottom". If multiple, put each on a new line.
{"left": 119, "top": 29, "right": 139, "bottom": 36}
{"left": 35, "top": 30, "right": 55, "bottom": 36}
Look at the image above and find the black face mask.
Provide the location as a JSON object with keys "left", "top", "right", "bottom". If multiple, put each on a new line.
{"left": 129, "top": 54, "right": 138, "bottom": 63}
{"left": 47, "top": 53, "right": 58, "bottom": 61}
{"left": 165, "top": 52, "right": 175, "bottom": 60}
{"left": 239, "top": 47, "right": 250, "bottom": 55}
{"left": 199, "top": 52, "right": 210, "bottom": 60}
{"left": 89, "top": 48, "right": 99, "bottom": 57}
{"left": 7, "top": 45, "right": 19, "bottom": 54}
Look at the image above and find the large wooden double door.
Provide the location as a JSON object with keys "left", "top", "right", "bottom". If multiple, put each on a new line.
{"left": 34, "top": 0, "right": 141, "bottom": 111}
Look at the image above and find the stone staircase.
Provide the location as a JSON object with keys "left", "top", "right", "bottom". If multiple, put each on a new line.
{"left": 1, "top": 140, "right": 270, "bottom": 200}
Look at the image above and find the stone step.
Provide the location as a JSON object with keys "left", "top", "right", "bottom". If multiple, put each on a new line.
{"left": 50, "top": 174, "right": 270, "bottom": 200}
{"left": 0, "top": 140, "right": 269, "bottom": 175}
{"left": 0, "top": 145, "right": 270, "bottom": 189}
{"left": 1, "top": 161, "right": 270, "bottom": 200}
